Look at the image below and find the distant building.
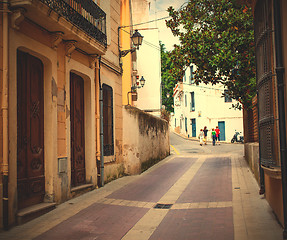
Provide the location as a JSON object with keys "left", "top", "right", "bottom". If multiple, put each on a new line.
{"left": 171, "top": 64, "right": 243, "bottom": 142}
{"left": 131, "top": 0, "right": 161, "bottom": 116}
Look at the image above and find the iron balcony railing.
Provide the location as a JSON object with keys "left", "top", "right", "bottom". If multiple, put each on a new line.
{"left": 40, "top": 0, "right": 107, "bottom": 47}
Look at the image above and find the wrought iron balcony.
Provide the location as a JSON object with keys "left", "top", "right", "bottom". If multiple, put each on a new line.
{"left": 39, "top": 0, "right": 107, "bottom": 47}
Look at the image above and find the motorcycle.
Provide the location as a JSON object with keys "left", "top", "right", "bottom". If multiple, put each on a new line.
{"left": 231, "top": 131, "right": 244, "bottom": 143}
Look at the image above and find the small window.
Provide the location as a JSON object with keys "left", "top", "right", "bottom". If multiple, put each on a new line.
{"left": 185, "top": 94, "right": 187, "bottom": 107}
{"left": 190, "top": 66, "right": 194, "bottom": 83}
{"left": 224, "top": 90, "right": 232, "bottom": 102}
{"left": 190, "top": 92, "right": 195, "bottom": 111}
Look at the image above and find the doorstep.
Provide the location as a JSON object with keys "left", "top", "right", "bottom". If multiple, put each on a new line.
{"left": 17, "top": 202, "right": 56, "bottom": 225}
{"left": 70, "top": 183, "right": 94, "bottom": 198}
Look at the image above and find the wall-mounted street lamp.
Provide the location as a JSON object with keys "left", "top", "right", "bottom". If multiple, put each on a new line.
{"left": 128, "top": 76, "right": 146, "bottom": 105}
{"left": 132, "top": 76, "right": 145, "bottom": 90}
{"left": 120, "top": 30, "right": 144, "bottom": 57}
{"left": 166, "top": 92, "right": 170, "bottom": 98}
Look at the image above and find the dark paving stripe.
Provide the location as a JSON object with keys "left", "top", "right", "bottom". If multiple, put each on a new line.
{"left": 107, "top": 158, "right": 196, "bottom": 202}
{"left": 177, "top": 157, "right": 232, "bottom": 203}
{"left": 34, "top": 203, "right": 148, "bottom": 240}
{"left": 149, "top": 208, "right": 234, "bottom": 240}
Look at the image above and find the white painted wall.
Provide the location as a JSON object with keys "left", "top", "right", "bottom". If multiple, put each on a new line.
{"left": 131, "top": 0, "right": 161, "bottom": 116}
{"left": 171, "top": 64, "right": 244, "bottom": 142}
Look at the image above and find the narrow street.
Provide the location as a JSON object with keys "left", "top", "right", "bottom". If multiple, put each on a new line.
{"left": 0, "top": 132, "right": 283, "bottom": 240}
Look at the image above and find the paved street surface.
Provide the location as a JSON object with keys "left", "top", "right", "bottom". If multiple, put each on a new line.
{"left": 0, "top": 132, "right": 283, "bottom": 240}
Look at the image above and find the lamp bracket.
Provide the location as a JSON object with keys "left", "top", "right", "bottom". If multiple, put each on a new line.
{"left": 120, "top": 48, "right": 136, "bottom": 57}
{"left": 131, "top": 85, "right": 140, "bottom": 91}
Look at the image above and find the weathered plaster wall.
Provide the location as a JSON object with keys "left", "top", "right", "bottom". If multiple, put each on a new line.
{"left": 123, "top": 106, "right": 170, "bottom": 175}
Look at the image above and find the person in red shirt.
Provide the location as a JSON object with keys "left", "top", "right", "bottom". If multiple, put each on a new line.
{"left": 215, "top": 126, "right": 220, "bottom": 145}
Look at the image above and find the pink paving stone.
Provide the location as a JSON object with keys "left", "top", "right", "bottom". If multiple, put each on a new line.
{"left": 107, "top": 157, "right": 197, "bottom": 202}
{"left": 33, "top": 203, "right": 148, "bottom": 240}
{"left": 177, "top": 157, "right": 232, "bottom": 203}
{"left": 149, "top": 208, "right": 234, "bottom": 240}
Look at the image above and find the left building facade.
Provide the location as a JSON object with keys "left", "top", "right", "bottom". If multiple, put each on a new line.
{"left": 0, "top": 0, "right": 123, "bottom": 229}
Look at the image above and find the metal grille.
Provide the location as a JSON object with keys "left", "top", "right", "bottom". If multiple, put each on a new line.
{"left": 254, "top": 0, "right": 277, "bottom": 167}
{"left": 40, "top": 0, "right": 107, "bottom": 47}
{"left": 103, "top": 84, "right": 114, "bottom": 156}
{"left": 258, "top": 74, "right": 273, "bottom": 117}
{"left": 260, "top": 123, "right": 274, "bottom": 166}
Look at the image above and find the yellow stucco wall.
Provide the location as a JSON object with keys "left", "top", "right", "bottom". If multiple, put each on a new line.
{"left": 121, "top": 0, "right": 133, "bottom": 106}
{"left": 6, "top": 16, "right": 99, "bottom": 225}
{"left": 57, "top": 43, "right": 67, "bottom": 159}
{"left": 0, "top": 0, "right": 125, "bottom": 228}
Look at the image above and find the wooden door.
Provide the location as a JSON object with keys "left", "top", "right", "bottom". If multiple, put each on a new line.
{"left": 17, "top": 50, "right": 45, "bottom": 210}
{"left": 70, "top": 73, "right": 86, "bottom": 187}
{"left": 191, "top": 118, "right": 196, "bottom": 137}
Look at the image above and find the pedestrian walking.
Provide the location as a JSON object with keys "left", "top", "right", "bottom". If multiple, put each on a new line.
{"left": 211, "top": 128, "right": 216, "bottom": 146}
{"left": 198, "top": 129, "right": 204, "bottom": 146}
{"left": 203, "top": 126, "right": 208, "bottom": 145}
{"left": 215, "top": 126, "right": 221, "bottom": 145}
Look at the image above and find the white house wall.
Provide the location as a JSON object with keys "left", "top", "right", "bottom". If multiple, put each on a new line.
{"left": 171, "top": 64, "right": 243, "bottom": 143}
{"left": 131, "top": 0, "right": 161, "bottom": 116}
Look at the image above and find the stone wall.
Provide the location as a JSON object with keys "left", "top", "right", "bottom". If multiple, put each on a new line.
{"left": 123, "top": 106, "right": 170, "bottom": 175}
{"left": 244, "top": 142, "right": 260, "bottom": 184}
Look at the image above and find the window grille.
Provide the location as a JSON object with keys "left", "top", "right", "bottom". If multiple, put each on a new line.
{"left": 254, "top": 0, "right": 277, "bottom": 167}
{"left": 40, "top": 0, "right": 107, "bottom": 46}
{"left": 103, "top": 84, "right": 114, "bottom": 156}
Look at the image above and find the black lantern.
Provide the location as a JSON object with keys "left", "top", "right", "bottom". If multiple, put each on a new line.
{"left": 131, "top": 30, "right": 144, "bottom": 49}
{"left": 140, "top": 76, "right": 145, "bottom": 87}
{"left": 120, "top": 30, "right": 144, "bottom": 57}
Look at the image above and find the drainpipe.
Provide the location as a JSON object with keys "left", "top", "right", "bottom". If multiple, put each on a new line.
{"left": 273, "top": 0, "right": 287, "bottom": 238}
{"left": 98, "top": 57, "right": 104, "bottom": 187}
{"left": 2, "top": 1, "right": 9, "bottom": 230}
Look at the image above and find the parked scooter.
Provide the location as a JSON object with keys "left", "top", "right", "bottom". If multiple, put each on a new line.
{"left": 231, "top": 131, "right": 244, "bottom": 143}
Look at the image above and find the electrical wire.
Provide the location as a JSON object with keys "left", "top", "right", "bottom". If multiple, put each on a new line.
{"left": 143, "top": 40, "right": 160, "bottom": 51}
{"left": 120, "top": 28, "right": 160, "bottom": 51}
{"left": 182, "top": 82, "right": 224, "bottom": 91}
{"left": 120, "top": 16, "right": 171, "bottom": 29}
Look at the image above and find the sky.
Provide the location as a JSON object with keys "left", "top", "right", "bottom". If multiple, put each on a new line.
{"left": 149, "top": 0, "right": 187, "bottom": 51}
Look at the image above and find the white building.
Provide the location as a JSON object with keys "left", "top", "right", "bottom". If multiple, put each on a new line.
{"left": 171, "top": 64, "right": 243, "bottom": 142}
{"left": 131, "top": 0, "right": 161, "bottom": 116}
